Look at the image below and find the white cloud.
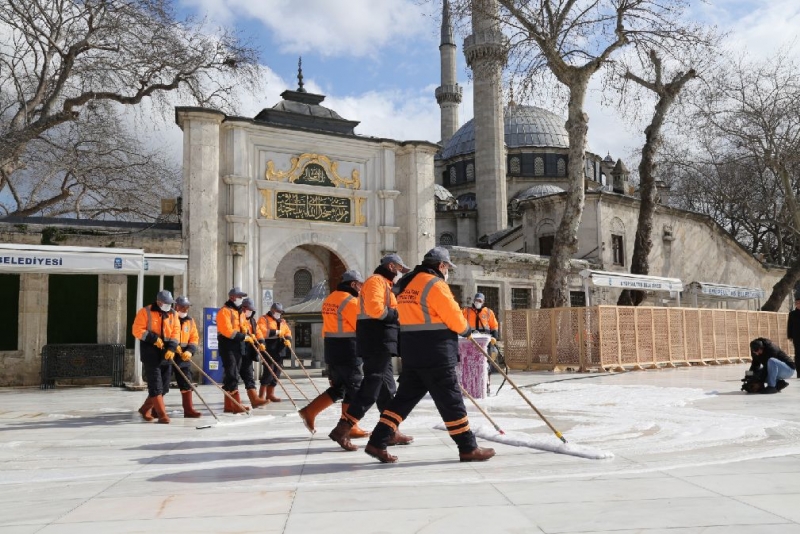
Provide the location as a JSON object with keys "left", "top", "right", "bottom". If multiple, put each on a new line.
{"left": 180, "top": 0, "right": 433, "bottom": 58}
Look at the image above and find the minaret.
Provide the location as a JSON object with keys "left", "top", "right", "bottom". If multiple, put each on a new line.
{"left": 435, "top": 0, "right": 462, "bottom": 146}
{"left": 464, "top": 0, "right": 507, "bottom": 238}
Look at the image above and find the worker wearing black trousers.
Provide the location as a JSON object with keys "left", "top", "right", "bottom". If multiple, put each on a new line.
{"left": 328, "top": 253, "right": 414, "bottom": 452}
{"left": 133, "top": 290, "right": 180, "bottom": 424}
{"left": 174, "top": 295, "right": 202, "bottom": 418}
{"left": 216, "top": 287, "right": 251, "bottom": 414}
{"left": 364, "top": 247, "right": 496, "bottom": 463}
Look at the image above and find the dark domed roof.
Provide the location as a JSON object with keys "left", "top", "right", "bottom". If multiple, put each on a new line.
{"left": 441, "top": 105, "right": 569, "bottom": 159}
{"left": 512, "top": 184, "right": 565, "bottom": 201}
{"left": 254, "top": 89, "right": 359, "bottom": 135}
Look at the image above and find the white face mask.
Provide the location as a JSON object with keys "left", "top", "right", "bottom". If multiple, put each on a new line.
{"left": 273, "top": 313, "right": 281, "bottom": 320}
{"left": 233, "top": 298, "right": 243, "bottom": 307}
{"left": 160, "top": 303, "right": 172, "bottom": 312}
{"left": 442, "top": 269, "right": 449, "bottom": 282}
{"left": 178, "top": 311, "right": 188, "bottom": 319}
{"left": 245, "top": 310, "right": 253, "bottom": 319}
{"left": 474, "top": 302, "right": 483, "bottom": 310}
{"left": 393, "top": 272, "right": 402, "bottom": 284}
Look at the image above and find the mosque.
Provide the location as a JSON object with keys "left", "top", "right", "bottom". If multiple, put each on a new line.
{"left": 0, "top": 0, "right": 788, "bottom": 386}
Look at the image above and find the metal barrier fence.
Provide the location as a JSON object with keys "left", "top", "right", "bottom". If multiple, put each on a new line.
{"left": 503, "top": 306, "right": 792, "bottom": 372}
{"left": 41, "top": 344, "right": 126, "bottom": 389}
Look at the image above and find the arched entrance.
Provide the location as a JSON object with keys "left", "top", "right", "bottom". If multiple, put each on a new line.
{"left": 272, "top": 244, "right": 347, "bottom": 306}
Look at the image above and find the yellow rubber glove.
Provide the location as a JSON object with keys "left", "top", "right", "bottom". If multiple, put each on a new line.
{"left": 181, "top": 351, "right": 192, "bottom": 362}
{"left": 154, "top": 338, "right": 164, "bottom": 349}
{"left": 490, "top": 337, "right": 497, "bottom": 345}
{"left": 243, "top": 335, "right": 255, "bottom": 345}
{"left": 283, "top": 338, "right": 292, "bottom": 348}
{"left": 258, "top": 343, "right": 266, "bottom": 352}
{"left": 164, "top": 350, "right": 175, "bottom": 360}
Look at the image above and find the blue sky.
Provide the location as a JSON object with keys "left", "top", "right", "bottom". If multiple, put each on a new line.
{"left": 164, "top": 0, "right": 800, "bottom": 165}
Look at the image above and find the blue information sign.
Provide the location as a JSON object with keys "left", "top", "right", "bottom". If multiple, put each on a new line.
{"left": 202, "top": 307, "right": 224, "bottom": 384}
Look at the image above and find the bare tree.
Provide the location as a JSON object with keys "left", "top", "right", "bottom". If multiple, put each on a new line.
{"left": 449, "top": 0, "right": 705, "bottom": 307}
{"left": 0, "top": 0, "right": 258, "bottom": 219}
{"left": 691, "top": 52, "right": 800, "bottom": 310}
{"left": 614, "top": 48, "right": 708, "bottom": 305}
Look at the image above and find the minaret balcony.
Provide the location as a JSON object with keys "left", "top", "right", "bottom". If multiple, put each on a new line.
{"left": 435, "top": 84, "right": 463, "bottom": 104}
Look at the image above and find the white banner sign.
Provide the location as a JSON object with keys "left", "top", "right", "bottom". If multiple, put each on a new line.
{"left": 0, "top": 249, "right": 143, "bottom": 274}
{"left": 698, "top": 286, "right": 765, "bottom": 299}
{"left": 589, "top": 274, "right": 683, "bottom": 292}
{"left": 144, "top": 257, "right": 187, "bottom": 275}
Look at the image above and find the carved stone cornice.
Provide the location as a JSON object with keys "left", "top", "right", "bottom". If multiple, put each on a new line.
{"left": 435, "top": 84, "right": 464, "bottom": 105}
{"left": 464, "top": 30, "right": 508, "bottom": 67}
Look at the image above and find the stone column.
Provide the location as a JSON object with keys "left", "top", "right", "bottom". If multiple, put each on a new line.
{"left": 13, "top": 274, "right": 48, "bottom": 386}
{"left": 465, "top": 0, "right": 508, "bottom": 239}
{"left": 230, "top": 242, "right": 246, "bottom": 289}
{"left": 97, "top": 274, "right": 127, "bottom": 344}
{"left": 176, "top": 108, "right": 225, "bottom": 320}
{"left": 395, "top": 143, "right": 438, "bottom": 265}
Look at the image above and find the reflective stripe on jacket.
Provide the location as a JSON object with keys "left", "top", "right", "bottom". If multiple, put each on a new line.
{"left": 216, "top": 301, "right": 246, "bottom": 356}
{"left": 256, "top": 313, "right": 291, "bottom": 341}
{"left": 132, "top": 303, "right": 180, "bottom": 350}
{"left": 463, "top": 307, "right": 499, "bottom": 338}
{"left": 356, "top": 271, "right": 399, "bottom": 357}
{"left": 179, "top": 316, "right": 200, "bottom": 354}
{"left": 323, "top": 289, "right": 360, "bottom": 365}
{"left": 397, "top": 269, "right": 469, "bottom": 368}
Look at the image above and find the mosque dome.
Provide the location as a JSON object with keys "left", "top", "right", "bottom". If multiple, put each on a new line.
{"left": 434, "top": 183, "right": 455, "bottom": 202}
{"left": 441, "top": 105, "right": 569, "bottom": 159}
{"left": 512, "top": 184, "right": 565, "bottom": 201}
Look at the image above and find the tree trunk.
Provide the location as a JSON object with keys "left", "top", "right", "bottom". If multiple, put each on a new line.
{"left": 761, "top": 254, "right": 800, "bottom": 311}
{"left": 541, "top": 80, "right": 589, "bottom": 308}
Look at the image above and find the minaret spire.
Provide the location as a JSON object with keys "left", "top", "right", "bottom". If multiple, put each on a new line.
{"left": 435, "top": 0, "right": 462, "bottom": 146}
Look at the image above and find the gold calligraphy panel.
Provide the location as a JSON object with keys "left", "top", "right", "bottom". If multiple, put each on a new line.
{"left": 266, "top": 153, "right": 360, "bottom": 190}
{"left": 276, "top": 192, "right": 351, "bottom": 223}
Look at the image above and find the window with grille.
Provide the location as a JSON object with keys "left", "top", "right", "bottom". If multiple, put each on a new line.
{"left": 440, "top": 232, "right": 455, "bottom": 246}
{"left": 294, "top": 269, "right": 312, "bottom": 298}
{"left": 449, "top": 167, "right": 457, "bottom": 185}
{"left": 534, "top": 157, "right": 544, "bottom": 176}
{"left": 511, "top": 288, "right": 532, "bottom": 310}
{"left": 611, "top": 234, "right": 625, "bottom": 266}
{"left": 539, "top": 235, "right": 554, "bottom": 256}
{"left": 466, "top": 163, "right": 475, "bottom": 182}
{"left": 476, "top": 286, "right": 500, "bottom": 315}
{"left": 570, "top": 291, "right": 587, "bottom": 307}
{"left": 449, "top": 284, "right": 464, "bottom": 306}
{"left": 510, "top": 157, "right": 521, "bottom": 174}
{"left": 557, "top": 158, "right": 566, "bottom": 176}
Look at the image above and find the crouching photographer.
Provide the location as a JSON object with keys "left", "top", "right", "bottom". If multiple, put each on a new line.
{"left": 747, "top": 338, "right": 795, "bottom": 394}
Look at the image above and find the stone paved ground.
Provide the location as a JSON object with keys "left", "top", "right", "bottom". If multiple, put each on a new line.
{"left": 2, "top": 366, "right": 800, "bottom": 533}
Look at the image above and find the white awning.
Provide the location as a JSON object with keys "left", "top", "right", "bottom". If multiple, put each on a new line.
{"left": 579, "top": 270, "right": 684, "bottom": 292}
{"left": 144, "top": 254, "right": 188, "bottom": 276}
{"left": 687, "top": 282, "right": 765, "bottom": 300}
{"left": 0, "top": 243, "right": 144, "bottom": 274}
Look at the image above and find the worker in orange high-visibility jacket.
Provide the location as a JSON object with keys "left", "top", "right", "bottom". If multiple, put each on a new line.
{"left": 132, "top": 290, "right": 180, "bottom": 424}
{"left": 298, "top": 270, "right": 370, "bottom": 437}
{"left": 256, "top": 302, "right": 292, "bottom": 402}
{"left": 463, "top": 292, "right": 501, "bottom": 379}
{"left": 216, "top": 287, "right": 252, "bottom": 413}
{"left": 172, "top": 295, "right": 202, "bottom": 418}
{"left": 328, "top": 254, "right": 414, "bottom": 452}
{"left": 239, "top": 298, "right": 269, "bottom": 408}
{"left": 364, "top": 247, "right": 496, "bottom": 464}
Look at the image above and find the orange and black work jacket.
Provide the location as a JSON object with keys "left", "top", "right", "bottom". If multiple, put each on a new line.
{"left": 322, "top": 283, "right": 360, "bottom": 365}
{"left": 257, "top": 312, "right": 292, "bottom": 359}
{"left": 242, "top": 312, "right": 260, "bottom": 362}
{"left": 395, "top": 265, "right": 470, "bottom": 368}
{"left": 132, "top": 303, "right": 180, "bottom": 363}
{"left": 178, "top": 315, "right": 200, "bottom": 357}
{"left": 462, "top": 306, "right": 499, "bottom": 339}
{"left": 356, "top": 266, "right": 400, "bottom": 357}
{"left": 216, "top": 300, "right": 246, "bottom": 356}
